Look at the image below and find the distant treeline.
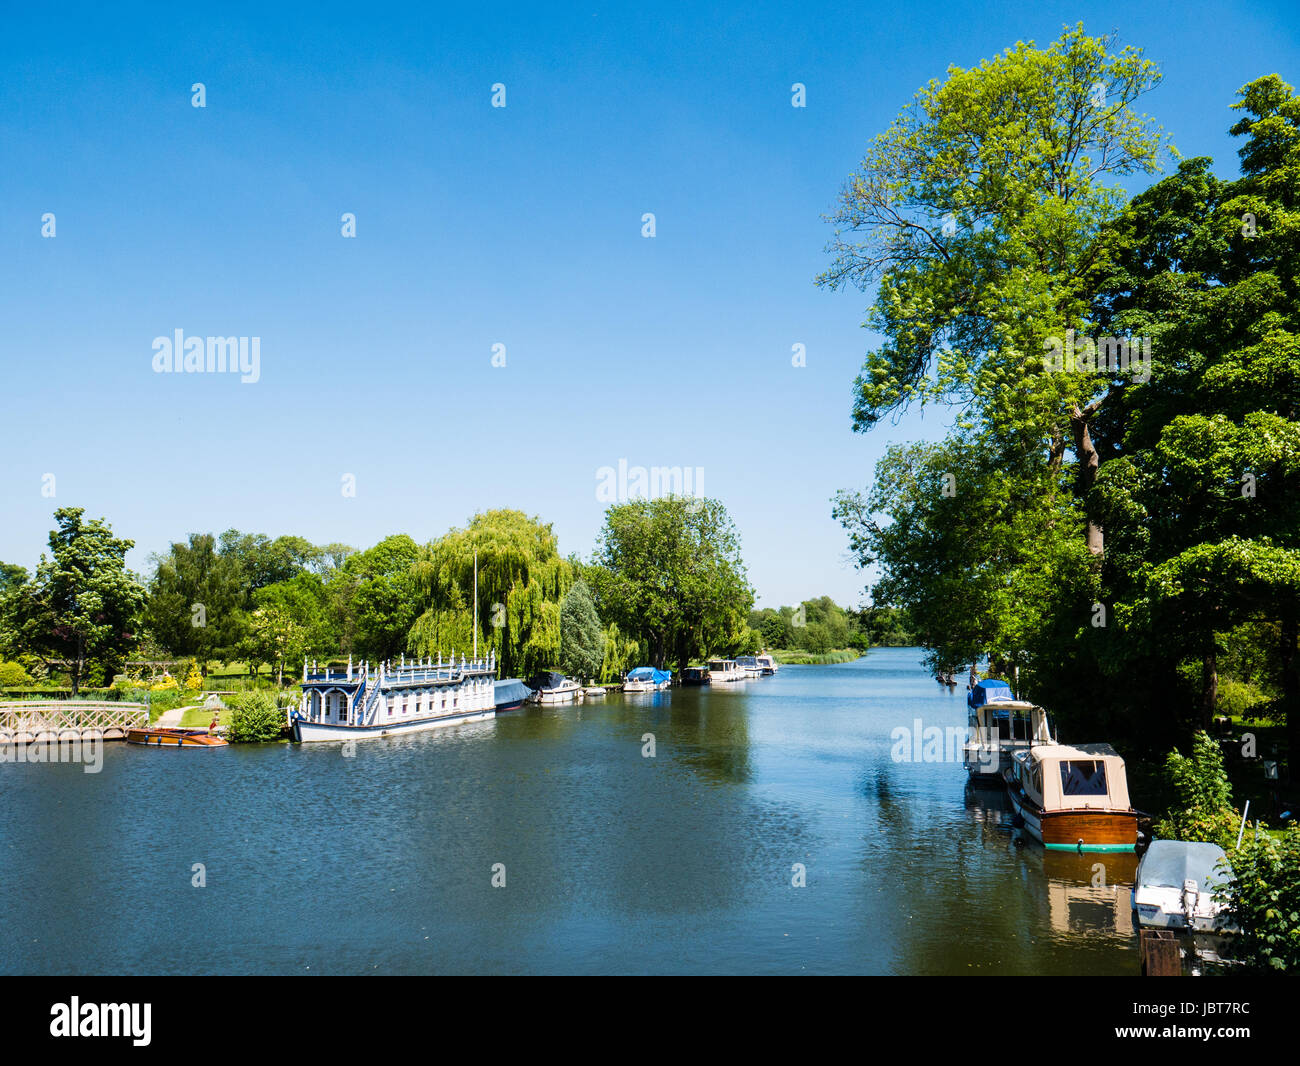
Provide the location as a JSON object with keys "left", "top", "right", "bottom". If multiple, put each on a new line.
{"left": 749, "top": 598, "right": 912, "bottom": 653}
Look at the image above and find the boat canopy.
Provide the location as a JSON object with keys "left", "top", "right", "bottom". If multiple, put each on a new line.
{"left": 527, "top": 671, "right": 568, "bottom": 690}
{"left": 968, "top": 678, "right": 1015, "bottom": 709}
{"left": 1025, "top": 743, "right": 1132, "bottom": 811}
{"left": 493, "top": 678, "right": 533, "bottom": 706}
{"left": 627, "top": 667, "right": 671, "bottom": 684}
{"left": 1138, "top": 840, "right": 1232, "bottom": 891}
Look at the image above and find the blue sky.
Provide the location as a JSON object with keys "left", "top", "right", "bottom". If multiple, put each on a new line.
{"left": 1, "top": 1, "right": 1296, "bottom": 607}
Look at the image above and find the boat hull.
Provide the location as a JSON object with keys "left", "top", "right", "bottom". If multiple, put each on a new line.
{"left": 126, "top": 727, "right": 228, "bottom": 748}
{"left": 292, "top": 707, "right": 494, "bottom": 742}
{"left": 533, "top": 688, "right": 579, "bottom": 705}
{"left": 1008, "top": 788, "right": 1137, "bottom": 852}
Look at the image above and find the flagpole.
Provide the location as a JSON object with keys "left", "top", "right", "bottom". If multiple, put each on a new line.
{"left": 473, "top": 550, "right": 478, "bottom": 659}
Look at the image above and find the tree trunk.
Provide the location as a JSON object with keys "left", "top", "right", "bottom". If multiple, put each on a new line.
{"left": 1281, "top": 612, "right": 1298, "bottom": 781}
{"left": 1200, "top": 647, "right": 1218, "bottom": 730}
{"left": 1069, "top": 407, "right": 1104, "bottom": 556}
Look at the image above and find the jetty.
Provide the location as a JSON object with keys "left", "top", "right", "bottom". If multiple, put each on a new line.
{"left": 0, "top": 700, "right": 148, "bottom": 744}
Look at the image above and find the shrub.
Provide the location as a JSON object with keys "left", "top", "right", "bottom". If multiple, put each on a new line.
{"left": 226, "top": 690, "right": 285, "bottom": 743}
{"left": 184, "top": 661, "right": 204, "bottom": 692}
{"left": 1218, "top": 676, "right": 1270, "bottom": 719}
{"left": 1216, "top": 828, "right": 1300, "bottom": 973}
{"left": 151, "top": 675, "right": 178, "bottom": 691}
{"left": 0, "top": 661, "right": 31, "bottom": 686}
{"left": 1153, "top": 730, "right": 1242, "bottom": 851}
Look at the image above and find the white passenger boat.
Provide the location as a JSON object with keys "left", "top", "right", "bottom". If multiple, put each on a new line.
{"left": 293, "top": 653, "right": 496, "bottom": 743}
{"left": 707, "top": 658, "right": 744, "bottom": 683}
{"left": 755, "top": 654, "right": 777, "bottom": 675}
{"left": 734, "top": 655, "right": 762, "bottom": 678}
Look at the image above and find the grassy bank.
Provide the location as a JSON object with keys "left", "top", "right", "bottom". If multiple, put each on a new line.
{"left": 770, "top": 648, "right": 864, "bottom": 665}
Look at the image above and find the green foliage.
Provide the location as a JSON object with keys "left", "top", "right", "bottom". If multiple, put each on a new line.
{"left": 0, "top": 660, "right": 31, "bottom": 686}
{"left": 410, "top": 510, "right": 571, "bottom": 678}
{"left": 751, "top": 597, "right": 868, "bottom": 654}
{"left": 598, "top": 622, "right": 639, "bottom": 683}
{"left": 559, "top": 580, "right": 604, "bottom": 681}
{"left": 588, "top": 496, "right": 753, "bottom": 672}
{"left": 1217, "top": 827, "right": 1300, "bottom": 973}
{"left": 1217, "top": 676, "right": 1271, "bottom": 718}
{"left": 225, "top": 690, "right": 285, "bottom": 743}
{"left": 1153, "top": 732, "right": 1242, "bottom": 851}
{"left": 0, "top": 508, "right": 146, "bottom": 695}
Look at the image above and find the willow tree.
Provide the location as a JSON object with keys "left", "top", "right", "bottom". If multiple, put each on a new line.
{"left": 821, "top": 24, "right": 1170, "bottom": 560}
{"left": 409, "top": 510, "right": 571, "bottom": 678}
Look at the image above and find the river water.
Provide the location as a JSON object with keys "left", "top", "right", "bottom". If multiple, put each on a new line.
{"left": 0, "top": 648, "right": 1138, "bottom": 974}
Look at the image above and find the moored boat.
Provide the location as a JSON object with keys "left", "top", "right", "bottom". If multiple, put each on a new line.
{"left": 962, "top": 679, "right": 1054, "bottom": 781}
{"left": 126, "top": 727, "right": 228, "bottom": 748}
{"left": 622, "top": 667, "right": 671, "bottom": 693}
{"left": 294, "top": 653, "right": 497, "bottom": 743}
{"left": 755, "top": 654, "right": 777, "bottom": 675}
{"left": 735, "top": 655, "right": 762, "bottom": 678}
{"left": 707, "top": 658, "right": 744, "bottom": 683}
{"left": 583, "top": 686, "right": 607, "bottom": 698}
{"left": 680, "top": 666, "right": 711, "bottom": 686}
{"left": 493, "top": 678, "right": 533, "bottom": 713}
{"left": 1132, "top": 840, "right": 1235, "bottom": 932}
{"left": 527, "top": 672, "right": 582, "bottom": 705}
{"left": 1006, "top": 743, "right": 1138, "bottom": 853}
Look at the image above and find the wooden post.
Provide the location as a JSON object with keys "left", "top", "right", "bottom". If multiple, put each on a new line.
{"left": 1139, "top": 928, "right": 1181, "bottom": 976}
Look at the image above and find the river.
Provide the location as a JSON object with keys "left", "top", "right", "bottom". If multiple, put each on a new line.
{"left": 0, "top": 648, "right": 1138, "bottom": 974}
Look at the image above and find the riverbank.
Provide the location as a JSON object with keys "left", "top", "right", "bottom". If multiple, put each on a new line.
{"left": 769, "top": 648, "right": 863, "bottom": 665}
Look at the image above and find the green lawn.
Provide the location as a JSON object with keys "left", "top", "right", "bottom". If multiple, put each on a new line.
{"left": 180, "top": 706, "right": 233, "bottom": 728}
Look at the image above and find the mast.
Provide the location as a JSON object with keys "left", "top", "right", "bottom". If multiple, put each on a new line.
{"left": 473, "top": 549, "right": 478, "bottom": 659}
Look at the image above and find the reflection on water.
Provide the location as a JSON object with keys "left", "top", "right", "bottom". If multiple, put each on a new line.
{"left": 0, "top": 649, "right": 1140, "bottom": 974}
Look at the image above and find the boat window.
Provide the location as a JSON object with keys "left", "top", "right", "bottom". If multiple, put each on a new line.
{"left": 1060, "top": 760, "right": 1108, "bottom": 797}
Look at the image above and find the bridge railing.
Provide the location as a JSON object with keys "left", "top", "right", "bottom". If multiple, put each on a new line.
{"left": 0, "top": 701, "right": 148, "bottom": 741}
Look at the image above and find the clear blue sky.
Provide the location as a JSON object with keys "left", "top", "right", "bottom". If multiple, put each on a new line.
{"left": 1, "top": 1, "right": 1296, "bottom": 607}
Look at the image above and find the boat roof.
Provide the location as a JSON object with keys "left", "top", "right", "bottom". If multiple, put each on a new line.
{"left": 627, "top": 667, "right": 671, "bottom": 682}
{"left": 1138, "top": 840, "right": 1232, "bottom": 890}
{"left": 1029, "top": 742, "right": 1124, "bottom": 762}
{"left": 1019, "top": 743, "right": 1131, "bottom": 809}
{"left": 493, "top": 678, "right": 532, "bottom": 704}
{"left": 527, "top": 671, "right": 569, "bottom": 689}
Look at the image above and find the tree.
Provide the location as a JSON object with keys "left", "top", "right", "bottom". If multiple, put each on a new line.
{"left": 559, "top": 580, "right": 605, "bottom": 680}
{"left": 238, "top": 605, "right": 306, "bottom": 687}
{"left": 225, "top": 690, "right": 286, "bottom": 743}
{"left": 410, "top": 511, "right": 571, "bottom": 677}
{"left": 1, "top": 508, "right": 145, "bottom": 695}
{"left": 146, "top": 533, "right": 245, "bottom": 671}
{"left": 588, "top": 496, "right": 753, "bottom": 672}
{"left": 821, "top": 27, "right": 1170, "bottom": 651}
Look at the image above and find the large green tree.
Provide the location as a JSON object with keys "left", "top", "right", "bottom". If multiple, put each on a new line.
{"left": 1, "top": 508, "right": 146, "bottom": 694}
{"left": 559, "top": 579, "right": 605, "bottom": 681}
{"left": 146, "top": 533, "right": 245, "bottom": 670}
{"left": 588, "top": 496, "right": 753, "bottom": 672}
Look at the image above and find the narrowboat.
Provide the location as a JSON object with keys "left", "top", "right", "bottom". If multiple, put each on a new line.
{"left": 962, "top": 679, "right": 1054, "bottom": 781}
{"left": 126, "top": 727, "right": 228, "bottom": 748}
{"left": 707, "top": 658, "right": 744, "bottom": 683}
{"left": 680, "top": 666, "right": 711, "bottom": 686}
{"left": 294, "top": 653, "right": 497, "bottom": 743}
{"left": 1006, "top": 743, "right": 1139, "bottom": 853}
{"left": 527, "top": 671, "right": 582, "bottom": 705}
{"left": 623, "top": 667, "right": 672, "bottom": 693}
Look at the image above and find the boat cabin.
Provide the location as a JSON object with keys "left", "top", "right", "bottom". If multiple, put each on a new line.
{"left": 1007, "top": 743, "right": 1138, "bottom": 852}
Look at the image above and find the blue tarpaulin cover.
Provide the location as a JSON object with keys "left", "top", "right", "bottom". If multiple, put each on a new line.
{"left": 626, "top": 667, "right": 672, "bottom": 683}
{"left": 968, "top": 678, "right": 1014, "bottom": 709}
{"left": 494, "top": 678, "right": 533, "bottom": 706}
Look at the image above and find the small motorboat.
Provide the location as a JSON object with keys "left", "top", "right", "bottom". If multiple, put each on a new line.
{"left": 526, "top": 672, "right": 582, "bottom": 705}
{"left": 583, "top": 686, "right": 607, "bottom": 698}
{"left": 755, "top": 654, "right": 778, "bottom": 675}
{"left": 623, "top": 667, "right": 672, "bottom": 693}
{"left": 1132, "top": 840, "right": 1235, "bottom": 932}
{"left": 126, "top": 727, "right": 228, "bottom": 748}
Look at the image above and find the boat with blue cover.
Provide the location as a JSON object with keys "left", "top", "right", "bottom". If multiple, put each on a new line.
{"left": 623, "top": 667, "right": 672, "bottom": 693}
{"left": 962, "top": 678, "right": 1054, "bottom": 781}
